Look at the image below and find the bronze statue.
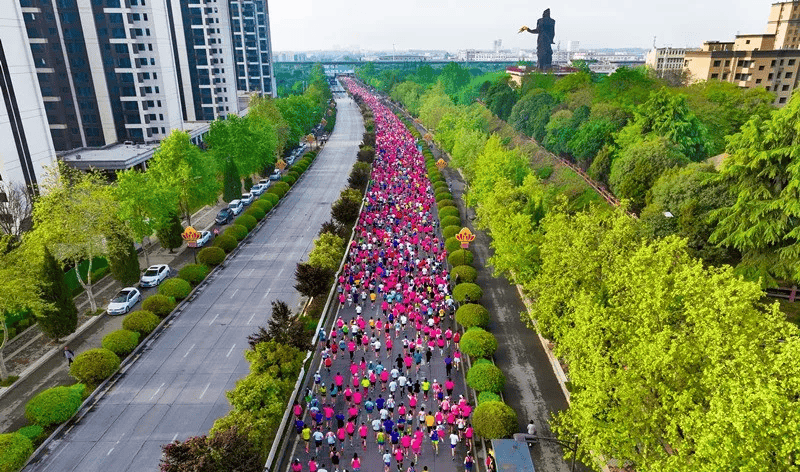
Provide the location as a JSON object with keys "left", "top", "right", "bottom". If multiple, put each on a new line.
{"left": 519, "top": 8, "right": 555, "bottom": 70}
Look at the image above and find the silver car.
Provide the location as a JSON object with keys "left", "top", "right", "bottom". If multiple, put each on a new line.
{"left": 107, "top": 287, "right": 141, "bottom": 315}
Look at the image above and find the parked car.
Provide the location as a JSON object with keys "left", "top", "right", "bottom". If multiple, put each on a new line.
{"left": 228, "top": 199, "right": 244, "bottom": 215}
{"left": 195, "top": 230, "right": 212, "bottom": 247}
{"left": 240, "top": 193, "right": 254, "bottom": 206}
{"left": 269, "top": 170, "right": 282, "bottom": 181}
{"left": 250, "top": 183, "right": 266, "bottom": 196}
{"left": 215, "top": 208, "right": 233, "bottom": 225}
{"left": 257, "top": 179, "right": 271, "bottom": 187}
{"left": 107, "top": 287, "right": 141, "bottom": 315}
{"left": 140, "top": 264, "right": 171, "bottom": 287}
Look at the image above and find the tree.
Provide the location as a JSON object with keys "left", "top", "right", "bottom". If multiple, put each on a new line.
{"left": 330, "top": 194, "right": 361, "bottom": 228}
{"left": 160, "top": 426, "right": 262, "bottom": 472}
{"left": 508, "top": 90, "right": 557, "bottom": 141}
{"left": 348, "top": 161, "right": 371, "bottom": 191}
{"left": 30, "top": 164, "right": 117, "bottom": 313}
{"left": 307, "top": 233, "right": 345, "bottom": 271}
{"left": 222, "top": 158, "right": 241, "bottom": 203}
{"left": 0, "top": 181, "right": 33, "bottom": 238}
{"left": 114, "top": 168, "right": 175, "bottom": 268}
{"left": 106, "top": 221, "right": 141, "bottom": 286}
{"left": 157, "top": 212, "right": 183, "bottom": 253}
{"left": 484, "top": 79, "right": 518, "bottom": 121}
{"left": 37, "top": 246, "right": 78, "bottom": 342}
{"left": 567, "top": 118, "right": 617, "bottom": 166}
{"left": 294, "top": 262, "right": 334, "bottom": 298}
{"left": 247, "top": 300, "right": 309, "bottom": 351}
{"left": 147, "top": 130, "right": 219, "bottom": 226}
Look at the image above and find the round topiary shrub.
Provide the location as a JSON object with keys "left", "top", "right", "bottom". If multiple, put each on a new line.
{"left": 142, "top": 294, "right": 177, "bottom": 317}
{"left": 433, "top": 180, "right": 448, "bottom": 190}
{"left": 435, "top": 192, "right": 453, "bottom": 202}
{"left": 260, "top": 192, "right": 279, "bottom": 206}
{"left": 122, "top": 310, "right": 160, "bottom": 336}
{"left": 251, "top": 200, "right": 271, "bottom": 213}
{"left": 440, "top": 215, "right": 461, "bottom": 228}
{"left": 472, "top": 401, "right": 518, "bottom": 439}
{"left": 478, "top": 391, "right": 501, "bottom": 405}
{"left": 178, "top": 263, "right": 210, "bottom": 286}
{"left": 451, "top": 265, "right": 478, "bottom": 284}
{"left": 455, "top": 303, "right": 490, "bottom": 328}
{"left": 70, "top": 348, "right": 120, "bottom": 385}
{"left": 460, "top": 327, "right": 498, "bottom": 359}
{"left": 0, "top": 432, "right": 33, "bottom": 472}
{"left": 437, "top": 199, "right": 456, "bottom": 209}
{"left": 213, "top": 233, "right": 237, "bottom": 253}
{"left": 288, "top": 171, "right": 300, "bottom": 180}
{"left": 439, "top": 207, "right": 460, "bottom": 220}
{"left": 16, "top": 425, "right": 43, "bottom": 442}
{"left": 101, "top": 329, "right": 140, "bottom": 357}
{"left": 24, "top": 383, "right": 84, "bottom": 427}
{"left": 224, "top": 224, "right": 248, "bottom": 241}
{"left": 453, "top": 283, "right": 483, "bottom": 303}
{"left": 281, "top": 175, "right": 296, "bottom": 186}
{"left": 448, "top": 249, "right": 474, "bottom": 266}
{"left": 467, "top": 362, "right": 505, "bottom": 392}
{"left": 234, "top": 215, "right": 257, "bottom": 232}
{"left": 245, "top": 207, "right": 265, "bottom": 221}
{"left": 445, "top": 237, "right": 462, "bottom": 254}
{"left": 442, "top": 225, "right": 461, "bottom": 239}
{"left": 158, "top": 278, "right": 191, "bottom": 301}
{"left": 272, "top": 181, "right": 290, "bottom": 197}
{"left": 198, "top": 247, "right": 226, "bottom": 266}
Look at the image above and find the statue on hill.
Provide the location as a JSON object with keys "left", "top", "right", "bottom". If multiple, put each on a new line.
{"left": 519, "top": 8, "right": 556, "bottom": 70}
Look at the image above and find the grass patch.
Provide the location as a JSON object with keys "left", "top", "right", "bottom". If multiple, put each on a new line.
{"left": 0, "top": 376, "right": 20, "bottom": 387}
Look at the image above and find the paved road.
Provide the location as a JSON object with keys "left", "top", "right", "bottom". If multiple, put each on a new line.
{"left": 24, "top": 93, "right": 364, "bottom": 472}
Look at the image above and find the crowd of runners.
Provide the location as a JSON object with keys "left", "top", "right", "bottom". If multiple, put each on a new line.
{"left": 287, "top": 81, "right": 478, "bottom": 472}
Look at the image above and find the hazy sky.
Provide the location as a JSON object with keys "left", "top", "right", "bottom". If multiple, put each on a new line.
{"left": 269, "top": 0, "right": 770, "bottom": 52}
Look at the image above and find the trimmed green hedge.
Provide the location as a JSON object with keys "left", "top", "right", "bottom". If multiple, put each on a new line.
{"left": 453, "top": 282, "right": 483, "bottom": 303}
{"left": 467, "top": 362, "right": 505, "bottom": 392}
{"left": 101, "top": 329, "right": 140, "bottom": 357}
{"left": 445, "top": 237, "right": 462, "bottom": 254}
{"left": 198, "top": 247, "right": 226, "bottom": 266}
{"left": 460, "top": 327, "right": 498, "bottom": 359}
{"left": 0, "top": 432, "right": 33, "bottom": 472}
{"left": 122, "top": 310, "right": 160, "bottom": 336}
{"left": 435, "top": 192, "right": 453, "bottom": 202}
{"left": 24, "top": 383, "right": 84, "bottom": 427}
{"left": 439, "top": 207, "right": 460, "bottom": 220}
{"left": 224, "top": 224, "right": 248, "bottom": 241}
{"left": 440, "top": 215, "right": 462, "bottom": 228}
{"left": 245, "top": 207, "right": 265, "bottom": 221}
{"left": 142, "top": 294, "right": 177, "bottom": 317}
{"left": 270, "top": 181, "right": 290, "bottom": 198}
{"left": 234, "top": 215, "right": 257, "bottom": 231}
{"left": 455, "top": 303, "right": 489, "bottom": 328}
{"left": 477, "top": 391, "right": 501, "bottom": 405}
{"left": 213, "top": 234, "right": 238, "bottom": 253}
{"left": 259, "top": 192, "right": 279, "bottom": 206}
{"left": 251, "top": 200, "right": 272, "bottom": 214}
{"left": 437, "top": 199, "right": 456, "bottom": 209}
{"left": 158, "top": 278, "right": 191, "bottom": 300}
{"left": 178, "top": 263, "right": 210, "bottom": 285}
{"left": 451, "top": 265, "right": 478, "bottom": 284}
{"left": 282, "top": 175, "right": 296, "bottom": 186}
{"left": 448, "top": 249, "right": 474, "bottom": 266}
{"left": 70, "top": 348, "right": 120, "bottom": 386}
{"left": 442, "top": 225, "right": 461, "bottom": 239}
{"left": 472, "top": 401, "right": 518, "bottom": 439}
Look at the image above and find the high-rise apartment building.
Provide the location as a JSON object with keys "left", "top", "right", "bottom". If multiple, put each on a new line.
{"left": 229, "top": 0, "right": 276, "bottom": 96}
{"left": 684, "top": 1, "right": 800, "bottom": 107}
{"left": 0, "top": 2, "right": 56, "bottom": 190}
{"left": 645, "top": 47, "right": 695, "bottom": 78}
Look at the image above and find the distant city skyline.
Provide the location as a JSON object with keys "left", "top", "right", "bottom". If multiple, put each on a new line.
{"left": 269, "top": 0, "right": 769, "bottom": 52}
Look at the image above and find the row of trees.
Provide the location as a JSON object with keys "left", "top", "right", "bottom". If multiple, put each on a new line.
{"left": 359, "top": 65, "right": 800, "bottom": 469}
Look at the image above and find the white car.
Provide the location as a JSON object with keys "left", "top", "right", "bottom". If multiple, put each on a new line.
{"left": 269, "top": 170, "right": 282, "bottom": 181}
{"left": 228, "top": 200, "right": 244, "bottom": 215}
{"left": 240, "top": 193, "right": 254, "bottom": 206}
{"left": 250, "top": 183, "right": 267, "bottom": 196}
{"left": 107, "top": 287, "right": 141, "bottom": 315}
{"left": 258, "top": 179, "right": 271, "bottom": 186}
{"left": 140, "top": 264, "right": 171, "bottom": 287}
{"left": 195, "top": 230, "right": 212, "bottom": 247}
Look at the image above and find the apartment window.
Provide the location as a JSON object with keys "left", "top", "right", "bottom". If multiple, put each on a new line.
{"left": 791, "top": 59, "right": 797, "bottom": 66}
{"left": 783, "top": 84, "right": 791, "bottom": 91}
{"left": 772, "top": 60, "right": 777, "bottom": 67}
{"left": 781, "top": 59, "right": 785, "bottom": 66}
{"left": 713, "top": 60, "right": 721, "bottom": 67}
{"left": 734, "top": 73, "right": 742, "bottom": 80}
{"left": 724, "top": 60, "right": 731, "bottom": 67}
{"left": 787, "top": 72, "right": 794, "bottom": 79}
{"left": 756, "top": 78, "right": 762, "bottom": 84}
{"left": 722, "top": 72, "right": 729, "bottom": 79}
{"left": 769, "top": 73, "right": 774, "bottom": 80}
{"left": 759, "top": 65, "right": 765, "bottom": 70}
{"left": 746, "top": 39, "right": 751, "bottom": 44}
{"left": 780, "top": 97, "right": 787, "bottom": 103}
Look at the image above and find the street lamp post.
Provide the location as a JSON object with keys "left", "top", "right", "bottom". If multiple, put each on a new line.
{"left": 514, "top": 433, "right": 579, "bottom": 472}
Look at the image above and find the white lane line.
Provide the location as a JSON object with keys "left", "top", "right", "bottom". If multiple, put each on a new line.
{"left": 230, "top": 288, "right": 239, "bottom": 299}
{"left": 226, "top": 344, "right": 236, "bottom": 358}
{"left": 276, "top": 268, "right": 284, "bottom": 278}
{"left": 248, "top": 268, "right": 255, "bottom": 277}
{"left": 208, "top": 313, "right": 219, "bottom": 326}
{"left": 247, "top": 313, "right": 256, "bottom": 325}
{"left": 107, "top": 448, "right": 114, "bottom": 456}
{"left": 149, "top": 382, "right": 165, "bottom": 400}
{"left": 261, "top": 289, "right": 271, "bottom": 300}
{"left": 199, "top": 382, "right": 211, "bottom": 399}
{"left": 183, "top": 344, "right": 195, "bottom": 358}
{"left": 172, "top": 433, "right": 178, "bottom": 442}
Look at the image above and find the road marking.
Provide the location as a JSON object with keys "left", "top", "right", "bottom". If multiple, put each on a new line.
{"left": 230, "top": 288, "right": 238, "bottom": 299}
{"left": 149, "top": 382, "right": 165, "bottom": 400}
{"left": 226, "top": 344, "right": 236, "bottom": 358}
{"left": 248, "top": 268, "right": 254, "bottom": 277}
{"left": 247, "top": 313, "right": 256, "bottom": 325}
{"left": 183, "top": 344, "right": 195, "bottom": 358}
{"left": 209, "top": 314, "right": 219, "bottom": 325}
{"left": 199, "top": 382, "right": 211, "bottom": 399}
{"left": 107, "top": 448, "right": 114, "bottom": 456}
{"left": 261, "top": 289, "right": 271, "bottom": 300}
{"left": 276, "top": 268, "right": 284, "bottom": 278}
{"left": 172, "top": 433, "right": 178, "bottom": 442}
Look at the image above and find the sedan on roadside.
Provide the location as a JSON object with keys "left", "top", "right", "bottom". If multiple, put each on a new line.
{"left": 140, "top": 264, "right": 171, "bottom": 287}
{"left": 195, "top": 230, "right": 212, "bottom": 247}
{"left": 215, "top": 208, "right": 233, "bottom": 225}
{"left": 228, "top": 199, "right": 244, "bottom": 215}
{"left": 240, "top": 193, "right": 254, "bottom": 206}
{"left": 107, "top": 287, "right": 141, "bottom": 315}
{"left": 249, "top": 183, "right": 267, "bottom": 196}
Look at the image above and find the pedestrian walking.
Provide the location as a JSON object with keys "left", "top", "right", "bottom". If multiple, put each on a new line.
{"left": 64, "top": 346, "right": 75, "bottom": 366}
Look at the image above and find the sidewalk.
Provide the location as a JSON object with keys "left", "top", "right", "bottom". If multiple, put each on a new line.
{"left": 0, "top": 198, "right": 227, "bottom": 434}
